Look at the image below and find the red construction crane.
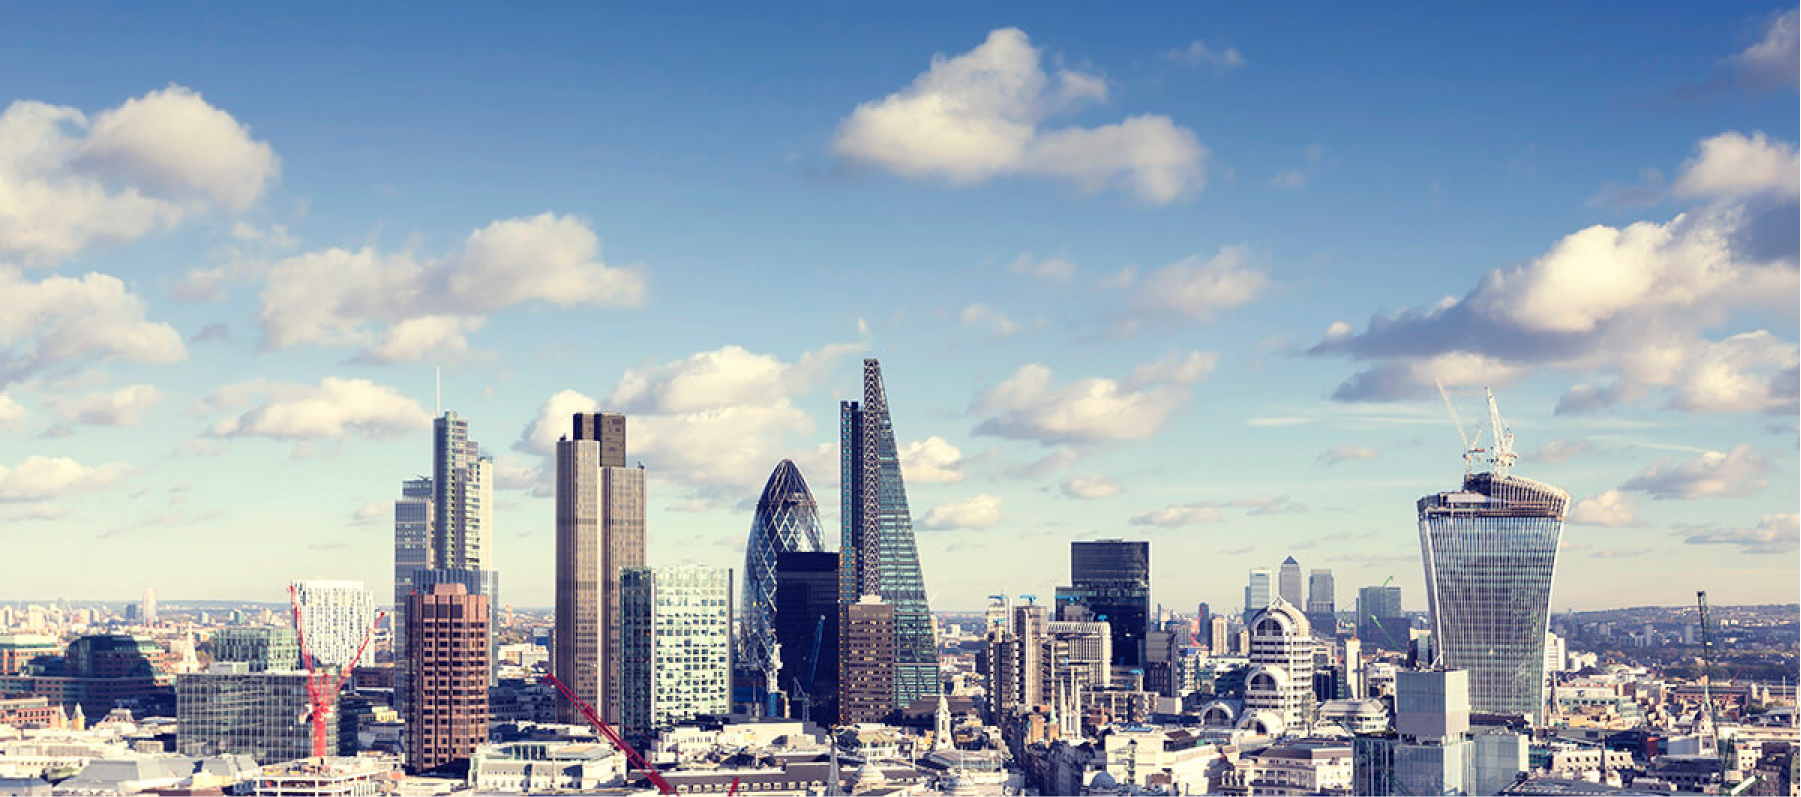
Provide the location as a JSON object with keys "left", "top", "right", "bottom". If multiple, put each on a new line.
{"left": 288, "top": 584, "right": 383, "bottom": 760}
{"left": 540, "top": 673, "right": 676, "bottom": 795}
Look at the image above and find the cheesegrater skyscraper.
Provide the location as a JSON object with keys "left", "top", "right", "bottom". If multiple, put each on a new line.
{"left": 840, "top": 358, "right": 938, "bottom": 709}
{"left": 1418, "top": 389, "right": 1567, "bottom": 722}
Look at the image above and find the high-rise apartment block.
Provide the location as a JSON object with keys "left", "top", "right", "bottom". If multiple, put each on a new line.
{"left": 1209, "top": 616, "right": 1230, "bottom": 656}
{"left": 741, "top": 460, "right": 825, "bottom": 709}
{"left": 290, "top": 581, "right": 375, "bottom": 668}
{"left": 405, "top": 583, "right": 490, "bottom": 774}
{"left": 554, "top": 412, "right": 645, "bottom": 725}
{"left": 1056, "top": 540, "right": 1150, "bottom": 668}
{"left": 620, "top": 566, "right": 732, "bottom": 745}
{"left": 773, "top": 551, "right": 839, "bottom": 724}
{"left": 839, "top": 359, "right": 937, "bottom": 710}
{"left": 840, "top": 596, "right": 897, "bottom": 724}
{"left": 212, "top": 627, "right": 299, "bottom": 672}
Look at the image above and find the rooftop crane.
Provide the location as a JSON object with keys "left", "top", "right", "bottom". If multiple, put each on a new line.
{"left": 287, "top": 584, "right": 383, "bottom": 761}
{"left": 1436, "top": 380, "right": 1485, "bottom": 474}
{"left": 541, "top": 673, "right": 676, "bottom": 795}
{"left": 1485, "top": 387, "right": 1518, "bottom": 476}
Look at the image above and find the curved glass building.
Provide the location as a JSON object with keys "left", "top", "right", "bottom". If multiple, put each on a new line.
{"left": 740, "top": 459, "right": 825, "bottom": 692}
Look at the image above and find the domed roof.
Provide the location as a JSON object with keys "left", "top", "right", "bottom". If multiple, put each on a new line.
{"left": 1089, "top": 771, "right": 1118, "bottom": 789}
{"left": 1250, "top": 597, "right": 1311, "bottom": 637}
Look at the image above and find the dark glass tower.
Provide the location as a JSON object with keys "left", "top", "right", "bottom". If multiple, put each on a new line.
{"left": 740, "top": 460, "right": 826, "bottom": 701}
{"left": 1057, "top": 539, "right": 1151, "bottom": 667}
{"left": 774, "top": 551, "right": 839, "bottom": 724}
{"left": 840, "top": 358, "right": 939, "bottom": 709}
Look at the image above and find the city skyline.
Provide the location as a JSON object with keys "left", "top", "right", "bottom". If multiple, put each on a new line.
{"left": 0, "top": 6, "right": 1795, "bottom": 615}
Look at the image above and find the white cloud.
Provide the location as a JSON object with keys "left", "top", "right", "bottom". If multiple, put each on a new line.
{"left": 1528, "top": 438, "right": 1595, "bottom": 464}
{"left": 1008, "top": 253, "right": 1076, "bottom": 281}
{"left": 1670, "top": 131, "right": 1799, "bottom": 202}
{"left": 1567, "top": 490, "right": 1643, "bottom": 527}
{"left": 0, "top": 392, "right": 24, "bottom": 430}
{"left": 1166, "top": 40, "right": 1245, "bottom": 69}
{"left": 1683, "top": 513, "right": 1799, "bottom": 555}
{"left": 514, "top": 389, "right": 602, "bottom": 457}
{"left": 1620, "top": 444, "right": 1770, "bottom": 499}
{"left": 1729, "top": 10, "right": 1798, "bottom": 90}
{"left": 1138, "top": 246, "right": 1270, "bottom": 321}
{"left": 0, "top": 86, "right": 274, "bottom": 266}
{"left": 1130, "top": 350, "right": 1218, "bottom": 386}
{"left": 833, "top": 28, "right": 1206, "bottom": 203}
{"left": 258, "top": 213, "right": 644, "bottom": 361}
{"left": 0, "top": 270, "right": 186, "bottom": 383}
{"left": 960, "top": 304, "right": 1019, "bottom": 337}
{"left": 899, "top": 436, "right": 964, "bottom": 484}
{"left": 0, "top": 455, "right": 131, "bottom": 502}
{"left": 972, "top": 362, "right": 1190, "bottom": 444}
{"left": 608, "top": 343, "right": 855, "bottom": 415}
{"left": 922, "top": 494, "right": 1003, "bottom": 530}
{"left": 206, "top": 377, "right": 431, "bottom": 440}
{"left": 1060, "top": 473, "right": 1122, "bottom": 499}
{"left": 1318, "top": 445, "right": 1379, "bottom": 464}
{"left": 350, "top": 501, "right": 386, "bottom": 526}
{"left": 52, "top": 384, "right": 159, "bottom": 427}
{"left": 1129, "top": 503, "right": 1224, "bottom": 528}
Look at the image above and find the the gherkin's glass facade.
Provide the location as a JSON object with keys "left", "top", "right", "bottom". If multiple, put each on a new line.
{"left": 739, "top": 460, "right": 825, "bottom": 688}
{"left": 841, "top": 359, "right": 939, "bottom": 709}
{"left": 1418, "top": 471, "right": 1567, "bottom": 722}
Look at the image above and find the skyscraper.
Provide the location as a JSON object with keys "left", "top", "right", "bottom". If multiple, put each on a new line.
{"left": 1418, "top": 393, "right": 1566, "bottom": 721}
{"left": 1243, "top": 568, "right": 1273, "bottom": 625}
{"left": 1307, "top": 569, "right": 1336, "bottom": 635}
{"left": 1278, "top": 557, "right": 1303, "bottom": 607}
{"left": 839, "top": 359, "right": 937, "bottom": 709}
{"left": 1056, "top": 540, "right": 1150, "bottom": 667}
{"left": 774, "top": 551, "right": 839, "bottom": 724}
{"left": 840, "top": 596, "right": 896, "bottom": 724}
{"left": 405, "top": 583, "right": 489, "bottom": 774}
{"left": 290, "top": 580, "right": 375, "bottom": 668}
{"left": 620, "top": 566, "right": 732, "bottom": 745}
{"left": 432, "top": 411, "right": 493, "bottom": 571}
{"left": 1357, "top": 585, "right": 1408, "bottom": 652}
{"left": 555, "top": 412, "right": 645, "bottom": 724}
{"left": 740, "top": 460, "right": 825, "bottom": 706}
{"left": 392, "top": 476, "right": 433, "bottom": 660}
{"left": 1242, "top": 598, "right": 1315, "bottom": 736}
{"left": 141, "top": 588, "right": 157, "bottom": 627}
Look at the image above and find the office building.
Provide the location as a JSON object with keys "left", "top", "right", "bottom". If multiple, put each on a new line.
{"left": 1209, "top": 616, "right": 1230, "bottom": 656}
{"left": 212, "top": 627, "right": 299, "bottom": 672}
{"left": 1056, "top": 539, "right": 1150, "bottom": 668}
{"left": 839, "top": 359, "right": 937, "bottom": 709}
{"left": 1278, "top": 557, "right": 1303, "bottom": 607}
{"left": 554, "top": 412, "right": 645, "bottom": 725}
{"left": 1356, "top": 585, "right": 1409, "bottom": 653}
{"left": 1242, "top": 598, "right": 1316, "bottom": 735}
{"left": 1044, "top": 620, "right": 1112, "bottom": 698}
{"left": 290, "top": 581, "right": 375, "bottom": 668}
{"left": 1390, "top": 668, "right": 1472, "bottom": 796}
{"left": 1306, "top": 569, "right": 1336, "bottom": 635}
{"left": 412, "top": 568, "right": 501, "bottom": 684}
{"left": 1243, "top": 568, "right": 1273, "bottom": 625}
{"left": 177, "top": 665, "right": 327, "bottom": 764}
{"left": 406, "top": 583, "right": 490, "bottom": 774}
{"left": 1417, "top": 396, "right": 1567, "bottom": 722}
{"left": 392, "top": 476, "right": 433, "bottom": 659}
{"left": 840, "top": 596, "right": 896, "bottom": 724}
{"left": 740, "top": 460, "right": 826, "bottom": 708}
{"left": 773, "top": 551, "right": 838, "bottom": 724}
{"left": 620, "top": 566, "right": 732, "bottom": 745}
{"left": 432, "top": 411, "right": 494, "bottom": 571}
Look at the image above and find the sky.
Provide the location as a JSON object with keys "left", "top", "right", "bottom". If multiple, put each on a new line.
{"left": 0, "top": 4, "right": 1796, "bottom": 614}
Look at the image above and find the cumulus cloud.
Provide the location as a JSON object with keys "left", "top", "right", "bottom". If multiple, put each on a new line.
{"left": 1130, "top": 503, "right": 1224, "bottom": 528}
{"left": 1682, "top": 513, "right": 1799, "bottom": 555}
{"left": 52, "top": 384, "right": 159, "bottom": 427}
{"left": 899, "top": 436, "right": 964, "bottom": 484}
{"left": 1670, "top": 131, "right": 1799, "bottom": 202}
{"left": 1620, "top": 444, "right": 1770, "bottom": 499}
{"left": 0, "top": 270, "right": 186, "bottom": 384}
{"left": 0, "top": 86, "right": 275, "bottom": 266}
{"left": 1728, "top": 10, "right": 1798, "bottom": 91}
{"left": 1567, "top": 490, "right": 1644, "bottom": 527}
{"left": 1136, "top": 246, "right": 1270, "bottom": 322}
{"left": 1319, "top": 445, "right": 1379, "bottom": 464}
{"left": 960, "top": 304, "right": 1019, "bottom": 337}
{"left": 972, "top": 356, "right": 1203, "bottom": 445}
{"left": 514, "top": 389, "right": 603, "bottom": 457}
{"left": 1059, "top": 473, "right": 1122, "bottom": 499}
{"left": 0, "top": 455, "right": 131, "bottom": 502}
{"left": 922, "top": 494, "right": 1003, "bottom": 530}
{"left": 1166, "top": 39, "right": 1245, "bottom": 70}
{"left": 259, "top": 213, "right": 644, "bottom": 361}
{"left": 205, "top": 377, "right": 431, "bottom": 440}
{"left": 350, "top": 501, "right": 387, "bottom": 526}
{"left": 833, "top": 28, "right": 1206, "bottom": 203}
{"left": 1310, "top": 131, "right": 1798, "bottom": 412}
{"left": 1009, "top": 253, "right": 1076, "bottom": 281}
{"left": 1130, "top": 351, "right": 1218, "bottom": 386}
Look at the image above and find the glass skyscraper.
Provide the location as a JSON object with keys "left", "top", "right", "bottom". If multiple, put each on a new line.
{"left": 739, "top": 459, "right": 825, "bottom": 702}
{"left": 1418, "top": 471, "right": 1567, "bottom": 722}
{"left": 840, "top": 358, "right": 938, "bottom": 709}
{"left": 620, "top": 566, "right": 732, "bottom": 746}
{"left": 1056, "top": 539, "right": 1150, "bottom": 667}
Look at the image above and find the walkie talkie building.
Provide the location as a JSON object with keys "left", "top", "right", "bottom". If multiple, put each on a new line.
{"left": 841, "top": 359, "right": 939, "bottom": 709}
{"left": 1418, "top": 390, "right": 1567, "bottom": 722}
{"left": 739, "top": 459, "right": 825, "bottom": 698}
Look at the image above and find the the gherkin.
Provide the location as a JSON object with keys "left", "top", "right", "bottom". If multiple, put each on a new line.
{"left": 740, "top": 459, "right": 825, "bottom": 691}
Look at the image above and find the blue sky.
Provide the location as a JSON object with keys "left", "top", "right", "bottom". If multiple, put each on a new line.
{"left": 0, "top": 4, "right": 1795, "bottom": 613}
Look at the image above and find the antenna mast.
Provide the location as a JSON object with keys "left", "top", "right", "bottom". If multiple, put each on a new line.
{"left": 1485, "top": 388, "right": 1517, "bottom": 476}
